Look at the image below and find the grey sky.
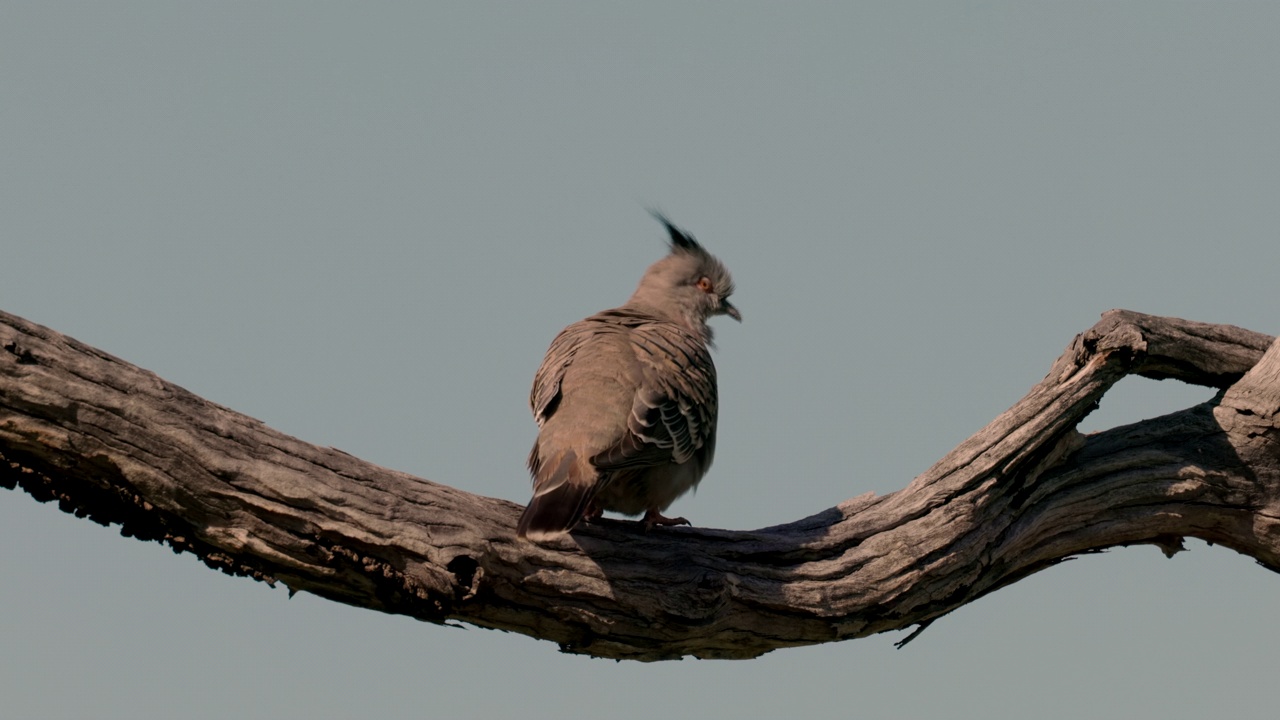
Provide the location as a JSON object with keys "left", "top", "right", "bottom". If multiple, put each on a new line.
{"left": 2, "top": 3, "right": 1278, "bottom": 718}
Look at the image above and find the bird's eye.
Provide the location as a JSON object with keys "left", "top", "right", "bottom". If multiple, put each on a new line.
{"left": 696, "top": 276, "right": 714, "bottom": 293}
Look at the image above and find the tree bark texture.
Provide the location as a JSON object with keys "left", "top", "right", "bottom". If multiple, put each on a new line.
{"left": 2, "top": 308, "right": 1278, "bottom": 661}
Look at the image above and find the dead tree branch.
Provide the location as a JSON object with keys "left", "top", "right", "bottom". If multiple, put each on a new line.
{"left": 2, "top": 308, "right": 1277, "bottom": 660}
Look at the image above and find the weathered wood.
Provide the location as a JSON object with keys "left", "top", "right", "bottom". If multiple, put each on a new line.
{"left": 1, "top": 308, "right": 1277, "bottom": 660}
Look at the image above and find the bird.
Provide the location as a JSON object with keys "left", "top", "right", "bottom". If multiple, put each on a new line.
{"left": 517, "top": 213, "right": 740, "bottom": 541}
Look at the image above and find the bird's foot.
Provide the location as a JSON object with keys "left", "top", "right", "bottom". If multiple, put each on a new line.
{"left": 584, "top": 502, "right": 603, "bottom": 522}
{"left": 642, "top": 509, "right": 690, "bottom": 531}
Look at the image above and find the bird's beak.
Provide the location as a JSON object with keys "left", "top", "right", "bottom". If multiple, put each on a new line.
{"left": 722, "top": 300, "right": 742, "bottom": 322}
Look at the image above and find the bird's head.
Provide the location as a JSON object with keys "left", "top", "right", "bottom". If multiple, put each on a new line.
{"left": 628, "top": 212, "right": 740, "bottom": 341}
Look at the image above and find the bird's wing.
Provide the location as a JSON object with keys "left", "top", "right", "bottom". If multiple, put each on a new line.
{"left": 521, "top": 311, "right": 641, "bottom": 538}
{"left": 590, "top": 316, "right": 719, "bottom": 471}
{"left": 529, "top": 319, "right": 597, "bottom": 427}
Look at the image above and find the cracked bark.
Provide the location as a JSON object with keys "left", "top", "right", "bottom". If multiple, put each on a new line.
{"left": 2, "top": 308, "right": 1278, "bottom": 661}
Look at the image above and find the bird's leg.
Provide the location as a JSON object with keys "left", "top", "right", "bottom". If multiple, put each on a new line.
{"left": 584, "top": 500, "right": 603, "bottom": 522}
{"left": 642, "top": 509, "right": 690, "bottom": 530}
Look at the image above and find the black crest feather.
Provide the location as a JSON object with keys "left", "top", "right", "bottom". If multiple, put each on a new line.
{"left": 648, "top": 210, "right": 702, "bottom": 253}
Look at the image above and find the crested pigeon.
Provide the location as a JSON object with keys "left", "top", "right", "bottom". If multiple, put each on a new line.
{"left": 517, "top": 213, "right": 739, "bottom": 540}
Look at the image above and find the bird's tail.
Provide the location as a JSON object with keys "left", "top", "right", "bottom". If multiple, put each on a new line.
{"left": 518, "top": 448, "right": 596, "bottom": 541}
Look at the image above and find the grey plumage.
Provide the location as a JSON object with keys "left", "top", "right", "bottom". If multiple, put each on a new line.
{"left": 517, "top": 214, "right": 740, "bottom": 540}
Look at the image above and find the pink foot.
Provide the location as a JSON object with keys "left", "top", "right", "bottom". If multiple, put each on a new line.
{"left": 642, "top": 509, "right": 690, "bottom": 531}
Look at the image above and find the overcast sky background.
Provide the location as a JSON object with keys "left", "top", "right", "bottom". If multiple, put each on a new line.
{"left": 3, "top": 3, "right": 1279, "bottom": 718}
